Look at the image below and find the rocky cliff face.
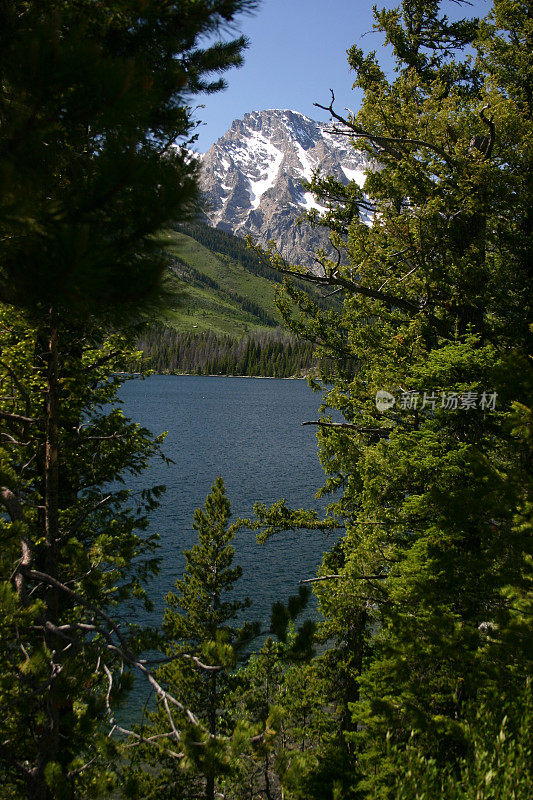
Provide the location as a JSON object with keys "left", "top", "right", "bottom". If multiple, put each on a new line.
{"left": 198, "top": 109, "right": 370, "bottom": 266}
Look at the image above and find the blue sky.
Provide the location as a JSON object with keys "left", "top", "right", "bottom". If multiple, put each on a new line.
{"left": 193, "top": 0, "right": 492, "bottom": 153}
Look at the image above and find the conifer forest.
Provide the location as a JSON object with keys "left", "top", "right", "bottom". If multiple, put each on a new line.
{"left": 0, "top": 1, "right": 531, "bottom": 799}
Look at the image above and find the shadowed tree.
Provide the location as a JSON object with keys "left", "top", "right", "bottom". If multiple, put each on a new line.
{"left": 0, "top": 1, "right": 257, "bottom": 797}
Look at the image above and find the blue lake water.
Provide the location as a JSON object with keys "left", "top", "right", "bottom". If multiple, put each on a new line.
{"left": 117, "top": 375, "right": 335, "bottom": 721}
{"left": 118, "top": 374, "right": 335, "bottom": 632}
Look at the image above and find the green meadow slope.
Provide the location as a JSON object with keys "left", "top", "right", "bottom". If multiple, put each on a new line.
{"left": 160, "top": 224, "right": 285, "bottom": 336}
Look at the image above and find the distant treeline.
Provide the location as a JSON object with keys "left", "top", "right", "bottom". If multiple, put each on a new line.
{"left": 137, "top": 327, "right": 317, "bottom": 377}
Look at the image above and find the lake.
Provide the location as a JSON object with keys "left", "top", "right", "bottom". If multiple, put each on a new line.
{"left": 119, "top": 374, "right": 334, "bottom": 631}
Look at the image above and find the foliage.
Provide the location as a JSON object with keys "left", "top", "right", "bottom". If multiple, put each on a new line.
{"left": 0, "top": 1, "right": 256, "bottom": 798}
{"left": 393, "top": 684, "right": 533, "bottom": 800}
{"left": 126, "top": 477, "right": 258, "bottom": 800}
{"left": 251, "top": 1, "right": 532, "bottom": 797}
{"left": 137, "top": 326, "right": 317, "bottom": 377}
{"left": 0, "top": 0, "right": 256, "bottom": 315}
{"left": 0, "top": 308, "right": 165, "bottom": 798}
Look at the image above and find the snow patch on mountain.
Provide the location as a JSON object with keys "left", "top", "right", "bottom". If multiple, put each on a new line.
{"left": 198, "top": 109, "right": 371, "bottom": 266}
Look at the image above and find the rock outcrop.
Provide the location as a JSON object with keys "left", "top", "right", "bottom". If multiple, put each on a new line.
{"left": 198, "top": 109, "right": 370, "bottom": 266}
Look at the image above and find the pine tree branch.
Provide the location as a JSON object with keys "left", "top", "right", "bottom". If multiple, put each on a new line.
{"left": 64, "top": 494, "right": 113, "bottom": 537}
{"left": 0, "top": 356, "right": 32, "bottom": 410}
{"left": 315, "top": 90, "right": 456, "bottom": 166}
{"left": 255, "top": 243, "right": 451, "bottom": 337}
{"left": 19, "top": 567, "right": 201, "bottom": 725}
{"left": 0, "top": 664, "right": 63, "bottom": 711}
{"left": 83, "top": 350, "right": 122, "bottom": 372}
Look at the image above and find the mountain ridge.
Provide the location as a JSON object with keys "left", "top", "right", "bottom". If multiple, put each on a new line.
{"left": 198, "top": 109, "right": 370, "bottom": 265}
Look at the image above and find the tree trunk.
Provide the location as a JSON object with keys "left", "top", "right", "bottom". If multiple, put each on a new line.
{"left": 45, "top": 320, "right": 59, "bottom": 581}
{"left": 31, "top": 316, "right": 62, "bottom": 800}
{"left": 206, "top": 670, "right": 217, "bottom": 800}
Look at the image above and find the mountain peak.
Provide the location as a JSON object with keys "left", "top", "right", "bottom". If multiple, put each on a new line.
{"left": 199, "top": 109, "right": 370, "bottom": 266}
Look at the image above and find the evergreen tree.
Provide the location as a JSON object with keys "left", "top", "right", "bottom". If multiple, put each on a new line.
{"left": 0, "top": 2, "right": 256, "bottom": 797}
{"left": 128, "top": 477, "right": 255, "bottom": 800}
{"left": 392, "top": 682, "right": 533, "bottom": 800}
{"left": 0, "top": 311, "right": 166, "bottom": 798}
{"left": 0, "top": 0, "right": 257, "bottom": 312}
{"left": 250, "top": 1, "right": 532, "bottom": 796}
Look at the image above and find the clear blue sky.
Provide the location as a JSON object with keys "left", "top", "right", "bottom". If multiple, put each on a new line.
{"left": 192, "top": 0, "right": 492, "bottom": 153}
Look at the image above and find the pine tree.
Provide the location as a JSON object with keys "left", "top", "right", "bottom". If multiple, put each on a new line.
{"left": 251, "top": 1, "right": 532, "bottom": 796}
{"left": 128, "top": 477, "right": 255, "bottom": 800}
{"left": 0, "top": 0, "right": 257, "bottom": 313}
{"left": 0, "top": 3, "right": 256, "bottom": 796}
{"left": 0, "top": 311, "right": 166, "bottom": 798}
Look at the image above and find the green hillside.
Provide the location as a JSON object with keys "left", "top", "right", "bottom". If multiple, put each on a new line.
{"left": 159, "top": 224, "right": 284, "bottom": 336}
{"left": 139, "top": 223, "right": 336, "bottom": 376}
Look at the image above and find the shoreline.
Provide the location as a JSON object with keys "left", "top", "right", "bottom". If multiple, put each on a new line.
{"left": 156, "top": 372, "right": 309, "bottom": 381}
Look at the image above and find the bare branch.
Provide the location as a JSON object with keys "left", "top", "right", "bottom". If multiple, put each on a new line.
{"left": 0, "top": 432, "right": 30, "bottom": 446}
{"left": 19, "top": 567, "right": 202, "bottom": 730}
{"left": 109, "top": 724, "right": 185, "bottom": 760}
{"left": 302, "top": 421, "right": 392, "bottom": 438}
{"left": 300, "top": 573, "right": 387, "bottom": 584}
{"left": 0, "top": 409, "right": 39, "bottom": 424}
{"left": 299, "top": 574, "right": 341, "bottom": 583}
{"left": 1, "top": 487, "right": 32, "bottom": 601}
{"left": 315, "top": 90, "right": 455, "bottom": 166}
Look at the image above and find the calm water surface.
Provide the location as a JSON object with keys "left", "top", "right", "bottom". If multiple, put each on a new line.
{"left": 119, "top": 375, "right": 334, "bottom": 629}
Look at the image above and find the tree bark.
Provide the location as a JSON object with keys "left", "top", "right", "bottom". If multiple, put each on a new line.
{"left": 33, "top": 316, "right": 62, "bottom": 800}
{"left": 45, "top": 320, "right": 59, "bottom": 578}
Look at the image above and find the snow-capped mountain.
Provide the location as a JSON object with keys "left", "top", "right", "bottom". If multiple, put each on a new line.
{"left": 198, "top": 109, "right": 370, "bottom": 266}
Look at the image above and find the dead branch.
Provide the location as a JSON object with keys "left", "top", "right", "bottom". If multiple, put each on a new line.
{"left": 299, "top": 574, "right": 341, "bottom": 583}
{"left": 108, "top": 724, "right": 185, "bottom": 760}
{"left": 0, "top": 432, "right": 30, "bottom": 445}
{"left": 315, "top": 90, "right": 455, "bottom": 166}
{"left": 300, "top": 573, "right": 388, "bottom": 584}
{"left": 19, "top": 567, "right": 200, "bottom": 722}
{"left": 1, "top": 486, "right": 32, "bottom": 601}
{"left": 0, "top": 409, "right": 39, "bottom": 424}
{"left": 302, "top": 421, "right": 392, "bottom": 437}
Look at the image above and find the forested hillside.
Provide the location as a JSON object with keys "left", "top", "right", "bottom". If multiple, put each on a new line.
{"left": 143, "top": 224, "right": 335, "bottom": 376}
{"left": 158, "top": 227, "right": 281, "bottom": 335}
